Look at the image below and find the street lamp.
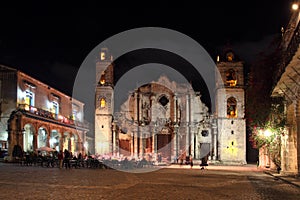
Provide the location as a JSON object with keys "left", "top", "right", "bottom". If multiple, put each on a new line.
{"left": 292, "top": 3, "right": 299, "bottom": 11}
{"left": 258, "top": 128, "right": 274, "bottom": 168}
{"left": 263, "top": 129, "right": 272, "bottom": 137}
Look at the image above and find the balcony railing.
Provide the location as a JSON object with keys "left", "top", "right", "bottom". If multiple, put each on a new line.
{"left": 18, "top": 104, "right": 89, "bottom": 129}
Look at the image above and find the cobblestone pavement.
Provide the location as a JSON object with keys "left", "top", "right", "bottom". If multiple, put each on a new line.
{"left": 0, "top": 163, "right": 299, "bottom": 200}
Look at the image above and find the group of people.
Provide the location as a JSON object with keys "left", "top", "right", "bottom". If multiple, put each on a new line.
{"left": 57, "top": 149, "right": 84, "bottom": 169}
{"left": 177, "top": 153, "right": 208, "bottom": 169}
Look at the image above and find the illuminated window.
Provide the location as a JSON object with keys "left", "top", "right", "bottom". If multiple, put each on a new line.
{"left": 52, "top": 101, "right": 59, "bottom": 115}
{"left": 71, "top": 111, "right": 76, "bottom": 120}
{"left": 100, "top": 52, "right": 106, "bottom": 60}
{"left": 25, "top": 90, "right": 34, "bottom": 110}
{"left": 71, "top": 103, "right": 80, "bottom": 121}
{"left": 100, "top": 72, "right": 105, "bottom": 85}
{"left": 226, "top": 52, "right": 234, "bottom": 62}
{"left": 100, "top": 98, "right": 106, "bottom": 108}
{"left": 226, "top": 69, "right": 237, "bottom": 86}
{"left": 227, "top": 97, "right": 237, "bottom": 118}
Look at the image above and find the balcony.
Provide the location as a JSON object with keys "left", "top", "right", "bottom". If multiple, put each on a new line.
{"left": 18, "top": 104, "right": 89, "bottom": 130}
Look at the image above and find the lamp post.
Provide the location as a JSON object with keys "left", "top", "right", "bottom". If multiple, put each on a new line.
{"left": 264, "top": 129, "right": 273, "bottom": 168}
{"left": 258, "top": 128, "right": 273, "bottom": 168}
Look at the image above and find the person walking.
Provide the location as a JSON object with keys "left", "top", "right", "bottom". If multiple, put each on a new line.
{"left": 63, "top": 149, "right": 71, "bottom": 169}
{"left": 189, "top": 155, "right": 193, "bottom": 169}
{"left": 58, "top": 150, "right": 64, "bottom": 169}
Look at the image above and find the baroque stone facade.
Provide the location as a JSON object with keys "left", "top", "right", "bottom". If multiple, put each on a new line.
{"left": 95, "top": 48, "right": 247, "bottom": 164}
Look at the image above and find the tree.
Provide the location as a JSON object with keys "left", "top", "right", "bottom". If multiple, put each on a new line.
{"left": 246, "top": 35, "right": 282, "bottom": 148}
{"left": 246, "top": 35, "right": 285, "bottom": 168}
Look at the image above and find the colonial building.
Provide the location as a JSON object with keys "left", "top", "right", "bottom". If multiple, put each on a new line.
{"left": 95, "top": 48, "right": 247, "bottom": 164}
{"left": 271, "top": 3, "right": 300, "bottom": 175}
{"left": 0, "top": 65, "right": 89, "bottom": 160}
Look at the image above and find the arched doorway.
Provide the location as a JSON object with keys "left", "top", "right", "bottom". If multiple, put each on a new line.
{"left": 119, "top": 132, "right": 131, "bottom": 156}
{"left": 50, "top": 130, "right": 60, "bottom": 151}
{"left": 63, "top": 132, "right": 70, "bottom": 152}
{"left": 23, "top": 124, "right": 34, "bottom": 152}
{"left": 37, "top": 127, "right": 48, "bottom": 148}
{"left": 157, "top": 128, "right": 172, "bottom": 161}
{"left": 72, "top": 134, "right": 78, "bottom": 154}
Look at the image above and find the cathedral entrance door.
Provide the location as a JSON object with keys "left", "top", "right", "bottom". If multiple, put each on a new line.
{"left": 157, "top": 134, "right": 171, "bottom": 161}
{"left": 119, "top": 139, "right": 130, "bottom": 156}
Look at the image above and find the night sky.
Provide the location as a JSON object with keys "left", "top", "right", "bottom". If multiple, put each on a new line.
{"left": 0, "top": 2, "right": 292, "bottom": 106}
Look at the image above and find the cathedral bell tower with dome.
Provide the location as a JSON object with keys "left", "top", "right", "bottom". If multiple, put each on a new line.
{"left": 215, "top": 49, "right": 247, "bottom": 164}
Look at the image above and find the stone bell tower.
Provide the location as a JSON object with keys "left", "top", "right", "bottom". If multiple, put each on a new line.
{"left": 215, "top": 48, "right": 247, "bottom": 164}
{"left": 95, "top": 47, "right": 114, "bottom": 155}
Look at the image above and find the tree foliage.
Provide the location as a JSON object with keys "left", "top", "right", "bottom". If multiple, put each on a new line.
{"left": 246, "top": 36, "right": 282, "bottom": 148}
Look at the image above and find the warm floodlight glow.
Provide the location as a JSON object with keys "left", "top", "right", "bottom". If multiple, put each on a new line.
{"left": 292, "top": 3, "right": 299, "bottom": 10}
{"left": 263, "top": 129, "right": 273, "bottom": 137}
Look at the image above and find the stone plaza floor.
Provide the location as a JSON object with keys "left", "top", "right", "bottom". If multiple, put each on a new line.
{"left": 0, "top": 162, "right": 299, "bottom": 199}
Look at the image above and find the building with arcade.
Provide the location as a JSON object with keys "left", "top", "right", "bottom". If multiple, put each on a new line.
{"left": 0, "top": 65, "right": 89, "bottom": 160}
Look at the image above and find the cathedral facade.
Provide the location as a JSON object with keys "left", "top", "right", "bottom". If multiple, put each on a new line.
{"left": 94, "top": 48, "right": 247, "bottom": 164}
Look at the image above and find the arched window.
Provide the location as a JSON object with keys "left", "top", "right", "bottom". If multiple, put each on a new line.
{"left": 100, "top": 98, "right": 106, "bottom": 108}
{"left": 226, "top": 51, "right": 234, "bottom": 62}
{"left": 100, "top": 72, "right": 105, "bottom": 85}
{"left": 226, "top": 69, "right": 237, "bottom": 87}
{"left": 227, "top": 97, "right": 237, "bottom": 118}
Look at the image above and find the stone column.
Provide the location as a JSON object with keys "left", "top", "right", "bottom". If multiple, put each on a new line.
{"left": 139, "top": 131, "right": 143, "bottom": 157}
{"left": 46, "top": 134, "right": 51, "bottom": 147}
{"left": 212, "top": 118, "right": 218, "bottom": 160}
{"left": 112, "top": 122, "right": 116, "bottom": 156}
{"left": 280, "top": 100, "right": 288, "bottom": 172}
{"left": 172, "top": 130, "right": 177, "bottom": 163}
{"left": 130, "top": 132, "right": 134, "bottom": 157}
{"left": 77, "top": 141, "right": 81, "bottom": 154}
{"left": 194, "top": 130, "right": 198, "bottom": 159}
{"left": 186, "top": 95, "right": 190, "bottom": 155}
{"left": 134, "top": 131, "right": 138, "bottom": 158}
{"left": 33, "top": 125, "right": 38, "bottom": 152}
{"left": 82, "top": 131, "right": 87, "bottom": 155}
{"left": 153, "top": 127, "right": 157, "bottom": 154}
{"left": 152, "top": 129, "right": 155, "bottom": 154}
